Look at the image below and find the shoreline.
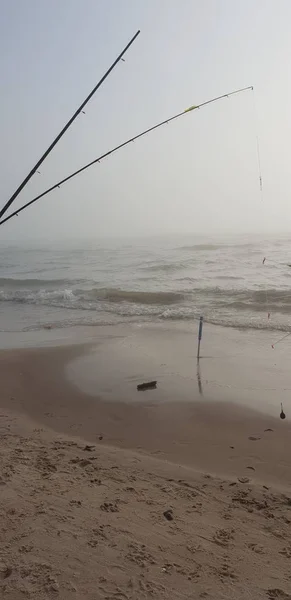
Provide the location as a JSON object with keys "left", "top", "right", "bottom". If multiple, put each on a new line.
{"left": 0, "top": 323, "right": 291, "bottom": 487}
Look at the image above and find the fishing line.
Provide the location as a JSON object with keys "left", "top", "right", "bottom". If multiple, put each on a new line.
{"left": 253, "top": 89, "right": 270, "bottom": 320}
{"left": 252, "top": 88, "right": 263, "bottom": 198}
{"left": 263, "top": 260, "right": 291, "bottom": 348}
{"left": 262, "top": 257, "right": 291, "bottom": 268}
{"left": 271, "top": 332, "right": 291, "bottom": 349}
{"left": 0, "top": 86, "right": 253, "bottom": 227}
{"left": 262, "top": 256, "right": 291, "bottom": 324}
{"left": 262, "top": 256, "right": 271, "bottom": 320}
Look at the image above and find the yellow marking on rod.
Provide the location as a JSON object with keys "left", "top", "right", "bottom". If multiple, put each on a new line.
{"left": 184, "top": 105, "right": 198, "bottom": 113}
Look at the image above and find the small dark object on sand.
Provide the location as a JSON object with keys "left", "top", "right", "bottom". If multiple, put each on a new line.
{"left": 280, "top": 403, "right": 286, "bottom": 420}
{"left": 84, "top": 445, "right": 95, "bottom": 452}
{"left": 99, "top": 435, "right": 103, "bottom": 441}
{"left": 264, "top": 428, "right": 273, "bottom": 432}
{"left": 137, "top": 380, "right": 157, "bottom": 391}
{"left": 248, "top": 436, "right": 261, "bottom": 441}
{"left": 230, "top": 446, "right": 234, "bottom": 449}
{"left": 163, "top": 509, "right": 173, "bottom": 521}
{"left": 247, "top": 466, "right": 255, "bottom": 471}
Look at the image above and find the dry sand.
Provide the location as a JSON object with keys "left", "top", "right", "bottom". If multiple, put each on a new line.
{"left": 1, "top": 325, "right": 291, "bottom": 599}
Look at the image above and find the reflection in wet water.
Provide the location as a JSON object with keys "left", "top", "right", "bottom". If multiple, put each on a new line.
{"left": 196, "top": 362, "right": 203, "bottom": 396}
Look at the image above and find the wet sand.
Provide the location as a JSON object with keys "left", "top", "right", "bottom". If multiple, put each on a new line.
{"left": 0, "top": 322, "right": 291, "bottom": 486}
{"left": 66, "top": 322, "right": 291, "bottom": 416}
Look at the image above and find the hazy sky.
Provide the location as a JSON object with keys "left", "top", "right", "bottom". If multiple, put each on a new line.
{"left": 1, "top": 0, "right": 291, "bottom": 241}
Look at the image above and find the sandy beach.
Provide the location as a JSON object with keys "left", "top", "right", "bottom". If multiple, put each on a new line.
{"left": 1, "top": 323, "right": 291, "bottom": 599}
{"left": 2, "top": 0, "right": 291, "bottom": 593}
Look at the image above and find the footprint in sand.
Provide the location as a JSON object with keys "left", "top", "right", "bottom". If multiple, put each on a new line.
{"left": 214, "top": 562, "right": 236, "bottom": 581}
{"left": 2, "top": 566, "right": 12, "bottom": 579}
{"left": 279, "top": 546, "right": 291, "bottom": 558}
{"left": 100, "top": 502, "right": 119, "bottom": 513}
{"left": 222, "top": 507, "right": 233, "bottom": 521}
{"left": 213, "top": 529, "right": 234, "bottom": 547}
{"left": 267, "top": 590, "right": 291, "bottom": 600}
{"left": 125, "top": 542, "right": 156, "bottom": 568}
{"left": 88, "top": 525, "right": 108, "bottom": 547}
{"left": 248, "top": 542, "right": 265, "bottom": 554}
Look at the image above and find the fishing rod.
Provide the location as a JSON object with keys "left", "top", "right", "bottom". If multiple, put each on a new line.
{"left": 0, "top": 30, "right": 140, "bottom": 221}
{"left": 0, "top": 85, "right": 253, "bottom": 227}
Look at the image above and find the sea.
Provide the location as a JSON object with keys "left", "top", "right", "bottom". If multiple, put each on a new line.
{"left": 0, "top": 233, "right": 291, "bottom": 334}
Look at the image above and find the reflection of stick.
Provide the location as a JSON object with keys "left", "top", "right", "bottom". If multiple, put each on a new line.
{"left": 197, "top": 362, "right": 203, "bottom": 396}
{"left": 197, "top": 316, "right": 203, "bottom": 361}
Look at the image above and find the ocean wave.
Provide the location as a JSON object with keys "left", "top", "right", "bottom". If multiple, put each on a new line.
{"left": 0, "top": 288, "right": 77, "bottom": 305}
{"left": 140, "top": 263, "right": 185, "bottom": 272}
{"left": 203, "top": 317, "right": 291, "bottom": 333}
{"left": 19, "top": 308, "right": 291, "bottom": 335}
{"left": 176, "top": 277, "right": 197, "bottom": 283}
{"left": 1, "top": 275, "right": 291, "bottom": 332}
{"left": 223, "top": 300, "right": 291, "bottom": 315}
{"left": 215, "top": 276, "right": 244, "bottom": 281}
{"left": 88, "top": 288, "right": 184, "bottom": 305}
{"left": 214, "top": 288, "right": 291, "bottom": 306}
{"left": 190, "top": 286, "right": 291, "bottom": 301}
{"left": 159, "top": 309, "right": 288, "bottom": 330}
{"left": 0, "top": 287, "right": 184, "bottom": 308}
{"left": 177, "top": 244, "right": 224, "bottom": 251}
{"left": 1, "top": 283, "right": 291, "bottom": 313}
{"left": 0, "top": 277, "right": 87, "bottom": 288}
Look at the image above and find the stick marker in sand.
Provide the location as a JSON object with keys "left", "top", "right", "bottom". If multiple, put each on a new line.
{"left": 197, "top": 316, "right": 204, "bottom": 361}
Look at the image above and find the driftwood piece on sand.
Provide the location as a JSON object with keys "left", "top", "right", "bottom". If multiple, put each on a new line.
{"left": 137, "top": 381, "right": 157, "bottom": 391}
